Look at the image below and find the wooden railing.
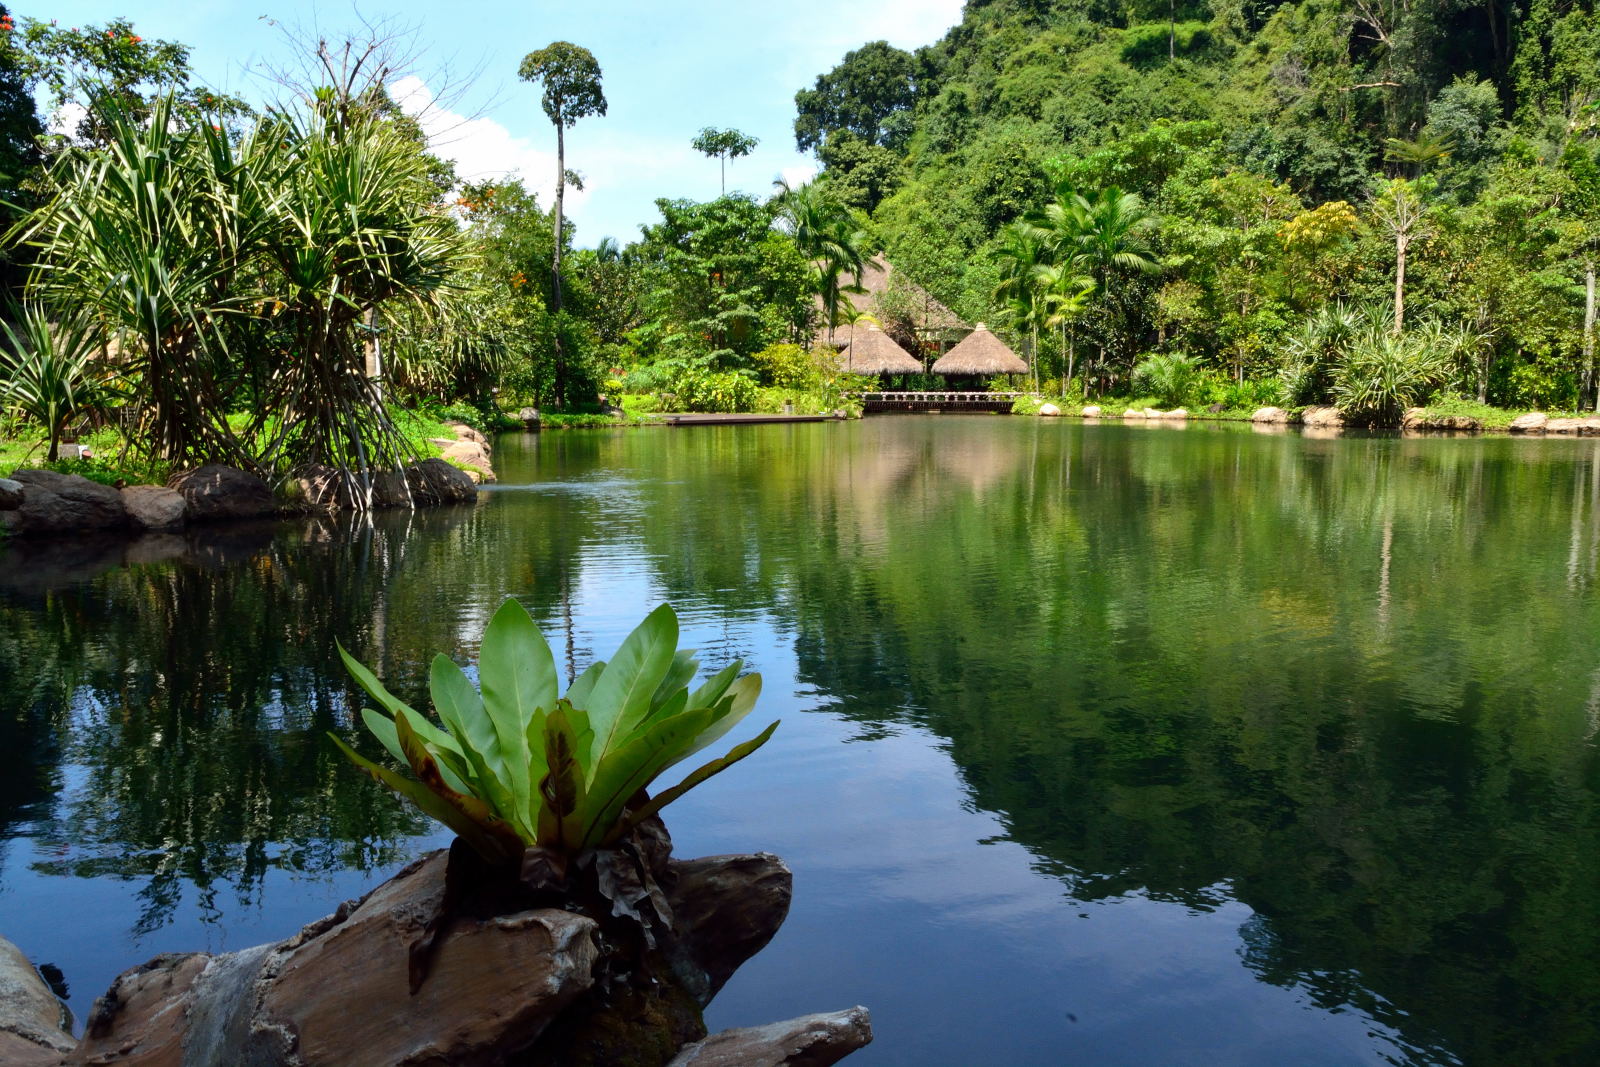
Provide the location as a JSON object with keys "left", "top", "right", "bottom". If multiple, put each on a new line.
{"left": 858, "top": 391, "right": 1022, "bottom": 413}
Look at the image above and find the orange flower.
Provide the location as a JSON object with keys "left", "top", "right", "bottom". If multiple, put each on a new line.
{"left": 131, "top": 35, "right": 142, "bottom": 43}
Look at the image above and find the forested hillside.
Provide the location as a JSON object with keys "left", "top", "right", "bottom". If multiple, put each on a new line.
{"left": 798, "top": 0, "right": 1600, "bottom": 409}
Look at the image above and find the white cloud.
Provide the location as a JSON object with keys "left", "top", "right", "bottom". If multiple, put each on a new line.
{"left": 822, "top": 0, "right": 964, "bottom": 50}
{"left": 390, "top": 75, "right": 588, "bottom": 217}
{"left": 779, "top": 163, "right": 819, "bottom": 190}
{"left": 46, "top": 101, "right": 87, "bottom": 139}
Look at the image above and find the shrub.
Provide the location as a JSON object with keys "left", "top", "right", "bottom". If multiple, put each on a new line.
{"left": 1121, "top": 22, "right": 1213, "bottom": 68}
{"left": 671, "top": 368, "right": 758, "bottom": 413}
{"left": 1333, "top": 332, "right": 1454, "bottom": 422}
{"left": 1132, "top": 353, "right": 1203, "bottom": 408}
{"left": 0, "top": 307, "right": 114, "bottom": 462}
{"left": 1279, "top": 303, "right": 1362, "bottom": 405}
{"left": 1204, "top": 377, "right": 1283, "bottom": 411}
{"left": 749, "top": 343, "right": 819, "bottom": 390}
{"left": 332, "top": 599, "right": 778, "bottom": 866}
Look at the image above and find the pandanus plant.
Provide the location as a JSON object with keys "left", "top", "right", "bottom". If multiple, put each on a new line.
{"left": 330, "top": 599, "right": 778, "bottom": 872}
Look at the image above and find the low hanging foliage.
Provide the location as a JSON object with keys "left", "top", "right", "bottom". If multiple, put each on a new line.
{"left": 331, "top": 599, "right": 778, "bottom": 868}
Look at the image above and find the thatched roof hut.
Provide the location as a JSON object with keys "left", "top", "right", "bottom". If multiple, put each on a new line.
{"left": 930, "top": 324, "right": 1027, "bottom": 376}
{"left": 818, "top": 254, "right": 968, "bottom": 345}
{"left": 837, "top": 324, "right": 923, "bottom": 375}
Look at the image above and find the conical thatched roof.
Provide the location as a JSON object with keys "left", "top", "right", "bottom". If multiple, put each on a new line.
{"left": 930, "top": 323, "right": 1027, "bottom": 376}
{"left": 837, "top": 324, "right": 923, "bottom": 375}
{"left": 817, "top": 254, "right": 968, "bottom": 344}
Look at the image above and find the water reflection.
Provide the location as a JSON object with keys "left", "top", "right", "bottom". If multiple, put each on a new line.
{"left": 3, "top": 420, "right": 1600, "bottom": 1063}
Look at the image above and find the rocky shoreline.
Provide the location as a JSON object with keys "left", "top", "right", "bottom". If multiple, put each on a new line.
{"left": 1040, "top": 403, "right": 1600, "bottom": 435}
{"left": 0, "top": 423, "right": 492, "bottom": 539}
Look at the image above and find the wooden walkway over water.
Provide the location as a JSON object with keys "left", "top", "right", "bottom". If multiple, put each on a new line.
{"left": 664, "top": 412, "right": 843, "bottom": 426}
{"left": 860, "top": 391, "right": 1022, "bottom": 414}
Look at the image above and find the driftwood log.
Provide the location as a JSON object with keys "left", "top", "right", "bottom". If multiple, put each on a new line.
{"left": 12, "top": 839, "right": 870, "bottom": 1067}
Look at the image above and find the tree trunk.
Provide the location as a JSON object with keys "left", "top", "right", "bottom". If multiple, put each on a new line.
{"left": 553, "top": 121, "right": 567, "bottom": 407}
{"left": 1393, "top": 234, "right": 1408, "bottom": 336}
{"left": 720, "top": 154, "right": 726, "bottom": 195}
{"left": 364, "top": 307, "right": 383, "bottom": 403}
{"left": 1169, "top": 0, "right": 1176, "bottom": 59}
{"left": 1586, "top": 260, "right": 1596, "bottom": 411}
{"left": 1031, "top": 324, "right": 1039, "bottom": 393}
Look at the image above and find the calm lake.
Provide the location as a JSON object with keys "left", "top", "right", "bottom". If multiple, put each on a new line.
{"left": 4, "top": 417, "right": 1600, "bottom": 1065}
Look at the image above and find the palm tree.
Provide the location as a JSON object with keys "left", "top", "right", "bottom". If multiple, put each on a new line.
{"left": 1066, "top": 187, "right": 1159, "bottom": 296}
{"left": 1035, "top": 262, "right": 1096, "bottom": 387}
{"left": 1037, "top": 186, "right": 1158, "bottom": 380}
{"left": 0, "top": 306, "right": 112, "bottom": 461}
{"left": 773, "top": 179, "right": 867, "bottom": 343}
{"left": 21, "top": 95, "right": 266, "bottom": 465}
{"left": 994, "top": 221, "right": 1052, "bottom": 391}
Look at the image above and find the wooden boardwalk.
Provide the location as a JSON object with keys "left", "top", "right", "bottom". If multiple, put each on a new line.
{"left": 860, "top": 391, "right": 1022, "bottom": 414}
{"left": 664, "top": 412, "right": 844, "bottom": 426}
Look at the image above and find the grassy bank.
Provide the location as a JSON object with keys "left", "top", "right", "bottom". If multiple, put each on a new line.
{"left": 1, "top": 406, "right": 473, "bottom": 485}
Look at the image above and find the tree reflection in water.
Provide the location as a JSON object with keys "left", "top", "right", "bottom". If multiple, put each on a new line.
{"left": 4, "top": 421, "right": 1600, "bottom": 1062}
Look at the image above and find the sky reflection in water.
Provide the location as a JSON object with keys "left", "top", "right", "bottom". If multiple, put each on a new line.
{"left": 6, "top": 418, "right": 1600, "bottom": 1064}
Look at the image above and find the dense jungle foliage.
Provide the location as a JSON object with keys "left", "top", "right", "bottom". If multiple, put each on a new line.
{"left": 8, "top": 0, "right": 1600, "bottom": 475}
{"left": 797, "top": 0, "right": 1600, "bottom": 412}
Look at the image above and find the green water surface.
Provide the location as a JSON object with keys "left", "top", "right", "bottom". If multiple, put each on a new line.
{"left": 3, "top": 417, "right": 1599, "bottom": 1065}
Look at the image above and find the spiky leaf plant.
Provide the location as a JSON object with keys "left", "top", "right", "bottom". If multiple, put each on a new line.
{"left": 330, "top": 599, "right": 777, "bottom": 868}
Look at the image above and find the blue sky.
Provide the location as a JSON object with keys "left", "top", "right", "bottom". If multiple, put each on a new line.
{"left": 30, "top": 1, "right": 965, "bottom": 245}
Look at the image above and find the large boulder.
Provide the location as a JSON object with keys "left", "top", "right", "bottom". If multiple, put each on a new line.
{"left": 1121, "top": 408, "right": 1146, "bottom": 419}
{"left": 0, "top": 935, "right": 74, "bottom": 1066}
{"left": 61, "top": 843, "right": 865, "bottom": 1067}
{"left": 120, "top": 486, "right": 187, "bottom": 530}
{"left": 409, "top": 458, "right": 479, "bottom": 504}
{"left": 1545, "top": 417, "right": 1600, "bottom": 435}
{"left": 666, "top": 1008, "right": 873, "bottom": 1067}
{"left": 1037, "top": 403, "right": 1060, "bottom": 417}
{"left": 168, "top": 465, "right": 275, "bottom": 521}
{"left": 1300, "top": 406, "right": 1344, "bottom": 427}
{"left": 444, "top": 421, "right": 490, "bottom": 449}
{"left": 0, "top": 477, "right": 22, "bottom": 509}
{"left": 1509, "top": 412, "right": 1548, "bottom": 433}
{"left": 1160, "top": 408, "right": 1188, "bottom": 420}
{"left": 1081, "top": 405, "right": 1101, "bottom": 418}
{"left": 289, "top": 463, "right": 353, "bottom": 511}
{"left": 431, "top": 438, "right": 495, "bottom": 483}
{"left": 1401, "top": 408, "right": 1481, "bottom": 432}
{"left": 1251, "top": 407, "right": 1287, "bottom": 424}
{"left": 5, "top": 470, "right": 129, "bottom": 535}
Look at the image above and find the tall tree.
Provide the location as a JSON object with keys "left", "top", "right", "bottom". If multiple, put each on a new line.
{"left": 13, "top": 16, "right": 249, "bottom": 147}
{"left": 518, "top": 42, "right": 606, "bottom": 406}
{"left": 773, "top": 179, "right": 867, "bottom": 342}
{"left": 793, "top": 40, "right": 917, "bottom": 153}
{"left": 994, "top": 221, "right": 1049, "bottom": 390}
{"left": 1370, "top": 178, "right": 1432, "bottom": 335}
{"left": 691, "top": 127, "right": 759, "bottom": 194}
